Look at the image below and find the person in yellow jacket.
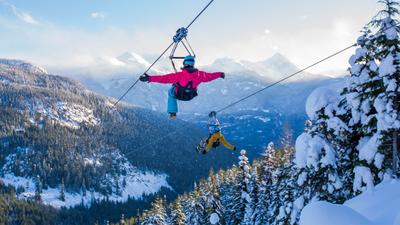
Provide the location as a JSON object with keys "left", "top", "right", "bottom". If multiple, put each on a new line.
{"left": 196, "top": 111, "right": 236, "bottom": 154}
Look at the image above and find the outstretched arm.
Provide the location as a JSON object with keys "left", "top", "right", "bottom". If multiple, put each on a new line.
{"left": 198, "top": 71, "right": 224, "bottom": 83}
{"left": 147, "top": 72, "right": 180, "bottom": 84}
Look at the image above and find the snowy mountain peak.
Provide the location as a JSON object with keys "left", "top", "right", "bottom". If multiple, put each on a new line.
{"left": 209, "top": 57, "right": 251, "bottom": 73}
{"left": 0, "top": 59, "right": 48, "bottom": 74}
{"left": 116, "top": 52, "right": 151, "bottom": 68}
{"left": 265, "top": 53, "right": 292, "bottom": 64}
{"left": 212, "top": 57, "right": 242, "bottom": 65}
{"left": 261, "top": 53, "right": 299, "bottom": 71}
{"left": 237, "top": 53, "right": 302, "bottom": 81}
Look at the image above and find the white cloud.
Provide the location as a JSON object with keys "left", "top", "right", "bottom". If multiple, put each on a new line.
{"left": 0, "top": 0, "right": 40, "bottom": 25}
{"left": 264, "top": 29, "right": 271, "bottom": 35}
{"left": 91, "top": 12, "right": 106, "bottom": 19}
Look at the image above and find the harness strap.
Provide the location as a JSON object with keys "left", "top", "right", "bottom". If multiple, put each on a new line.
{"left": 185, "top": 81, "right": 194, "bottom": 88}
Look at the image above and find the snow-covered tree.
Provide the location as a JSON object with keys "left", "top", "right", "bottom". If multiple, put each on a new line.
{"left": 283, "top": 117, "right": 343, "bottom": 224}
{"left": 186, "top": 183, "right": 207, "bottom": 225}
{"left": 253, "top": 142, "right": 278, "bottom": 224}
{"left": 34, "top": 175, "right": 42, "bottom": 202}
{"left": 244, "top": 163, "right": 259, "bottom": 224}
{"left": 264, "top": 142, "right": 299, "bottom": 225}
{"left": 170, "top": 196, "right": 185, "bottom": 225}
{"left": 283, "top": 3, "right": 400, "bottom": 224}
{"left": 271, "top": 164, "right": 298, "bottom": 225}
{"left": 225, "top": 150, "right": 252, "bottom": 225}
{"left": 204, "top": 169, "right": 225, "bottom": 225}
{"left": 219, "top": 166, "right": 238, "bottom": 224}
{"left": 140, "top": 197, "right": 168, "bottom": 225}
{"left": 281, "top": 124, "right": 295, "bottom": 165}
{"left": 340, "top": 0, "right": 400, "bottom": 193}
{"left": 294, "top": 123, "right": 343, "bottom": 202}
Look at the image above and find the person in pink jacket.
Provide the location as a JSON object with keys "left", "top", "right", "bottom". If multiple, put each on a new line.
{"left": 139, "top": 55, "right": 225, "bottom": 119}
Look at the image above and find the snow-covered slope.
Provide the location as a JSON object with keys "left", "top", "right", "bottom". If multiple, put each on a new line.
{"left": 0, "top": 61, "right": 174, "bottom": 207}
{"left": 1, "top": 152, "right": 171, "bottom": 208}
{"left": 0, "top": 59, "right": 48, "bottom": 74}
{"left": 300, "top": 179, "right": 400, "bottom": 225}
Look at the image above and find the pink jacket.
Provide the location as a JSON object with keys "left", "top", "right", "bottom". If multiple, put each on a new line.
{"left": 148, "top": 68, "right": 222, "bottom": 88}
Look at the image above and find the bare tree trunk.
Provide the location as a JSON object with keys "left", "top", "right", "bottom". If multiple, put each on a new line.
{"left": 394, "top": 132, "right": 398, "bottom": 177}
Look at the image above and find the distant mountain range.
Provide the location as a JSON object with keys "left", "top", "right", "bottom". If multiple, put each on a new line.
{"left": 0, "top": 59, "right": 238, "bottom": 208}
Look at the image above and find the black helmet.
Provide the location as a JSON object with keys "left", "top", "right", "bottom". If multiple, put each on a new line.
{"left": 208, "top": 111, "right": 217, "bottom": 118}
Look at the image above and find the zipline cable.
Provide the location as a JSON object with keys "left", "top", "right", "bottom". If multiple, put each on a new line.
{"left": 186, "top": 0, "right": 215, "bottom": 29}
{"left": 113, "top": 0, "right": 216, "bottom": 107}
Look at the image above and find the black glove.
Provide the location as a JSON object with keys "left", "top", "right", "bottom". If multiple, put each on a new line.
{"left": 139, "top": 74, "right": 150, "bottom": 82}
{"left": 220, "top": 72, "right": 225, "bottom": 79}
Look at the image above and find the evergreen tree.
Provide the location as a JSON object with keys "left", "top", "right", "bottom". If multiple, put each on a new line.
{"left": 140, "top": 197, "right": 168, "bottom": 225}
{"left": 219, "top": 166, "right": 238, "bottom": 224}
{"left": 170, "top": 197, "right": 185, "bottom": 225}
{"left": 225, "top": 150, "right": 252, "bottom": 225}
{"left": 285, "top": 117, "right": 343, "bottom": 223}
{"left": 271, "top": 163, "right": 298, "bottom": 225}
{"left": 186, "top": 184, "right": 207, "bottom": 225}
{"left": 34, "top": 175, "right": 42, "bottom": 202}
{"left": 253, "top": 142, "right": 278, "bottom": 224}
{"left": 281, "top": 124, "right": 295, "bottom": 166}
{"left": 82, "top": 179, "right": 87, "bottom": 197}
{"left": 204, "top": 169, "right": 225, "bottom": 225}
{"left": 279, "top": 2, "right": 400, "bottom": 224}
{"left": 338, "top": 0, "right": 400, "bottom": 193}
{"left": 59, "top": 178, "right": 66, "bottom": 202}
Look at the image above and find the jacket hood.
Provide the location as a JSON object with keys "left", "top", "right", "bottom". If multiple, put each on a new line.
{"left": 183, "top": 66, "right": 198, "bottom": 73}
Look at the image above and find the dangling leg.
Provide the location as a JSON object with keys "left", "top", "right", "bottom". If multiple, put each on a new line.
{"left": 168, "top": 86, "right": 178, "bottom": 119}
{"left": 196, "top": 137, "right": 208, "bottom": 153}
{"left": 204, "top": 133, "right": 220, "bottom": 153}
{"left": 219, "top": 134, "right": 236, "bottom": 150}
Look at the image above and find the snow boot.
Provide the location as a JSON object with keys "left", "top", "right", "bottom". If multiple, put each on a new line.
{"left": 196, "top": 138, "right": 207, "bottom": 153}
{"left": 169, "top": 112, "right": 177, "bottom": 120}
{"left": 196, "top": 145, "right": 202, "bottom": 153}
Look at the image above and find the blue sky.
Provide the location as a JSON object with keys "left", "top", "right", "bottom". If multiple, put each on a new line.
{"left": 0, "top": 0, "right": 380, "bottom": 75}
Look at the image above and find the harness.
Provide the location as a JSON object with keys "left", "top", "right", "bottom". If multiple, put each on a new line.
{"left": 173, "top": 81, "right": 198, "bottom": 101}
{"left": 212, "top": 139, "right": 221, "bottom": 148}
{"left": 208, "top": 130, "right": 221, "bottom": 148}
